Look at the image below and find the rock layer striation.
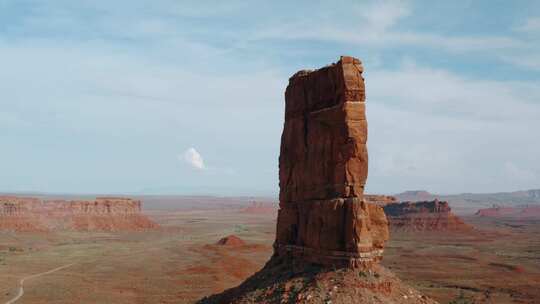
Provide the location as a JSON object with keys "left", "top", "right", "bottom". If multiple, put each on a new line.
{"left": 0, "top": 196, "right": 46, "bottom": 231}
{"left": 0, "top": 196, "right": 157, "bottom": 231}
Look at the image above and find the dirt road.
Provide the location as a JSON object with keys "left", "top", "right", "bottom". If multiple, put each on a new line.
{"left": 4, "top": 263, "right": 75, "bottom": 304}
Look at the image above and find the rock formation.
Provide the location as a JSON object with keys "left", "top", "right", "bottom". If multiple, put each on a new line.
{"left": 364, "top": 194, "right": 398, "bottom": 206}
{"left": 0, "top": 196, "right": 157, "bottom": 231}
{"left": 0, "top": 196, "right": 46, "bottom": 232}
{"left": 198, "top": 56, "right": 438, "bottom": 304}
{"left": 45, "top": 197, "right": 158, "bottom": 231}
{"left": 275, "top": 55, "right": 388, "bottom": 269}
{"left": 476, "top": 205, "right": 540, "bottom": 219}
{"left": 394, "top": 190, "right": 435, "bottom": 202}
{"left": 217, "top": 235, "right": 246, "bottom": 246}
{"left": 383, "top": 200, "right": 471, "bottom": 231}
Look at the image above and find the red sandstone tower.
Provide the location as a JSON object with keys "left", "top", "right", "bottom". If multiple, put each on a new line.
{"left": 274, "top": 56, "right": 388, "bottom": 268}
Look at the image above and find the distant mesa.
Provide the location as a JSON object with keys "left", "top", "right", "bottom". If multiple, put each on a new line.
{"left": 476, "top": 205, "right": 540, "bottom": 219}
{"left": 383, "top": 200, "right": 472, "bottom": 232}
{"left": 0, "top": 196, "right": 158, "bottom": 232}
{"left": 394, "top": 190, "right": 435, "bottom": 202}
{"left": 217, "top": 235, "right": 246, "bottom": 247}
{"left": 0, "top": 196, "right": 47, "bottom": 232}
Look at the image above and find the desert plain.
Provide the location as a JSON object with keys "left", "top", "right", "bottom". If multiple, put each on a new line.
{"left": 0, "top": 195, "right": 539, "bottom": 304}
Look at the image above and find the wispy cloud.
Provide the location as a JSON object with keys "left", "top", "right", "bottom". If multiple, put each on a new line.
{"left": 249, "top": 1, "right": 527, "bottom": 55}
{"left": 181, "top": 147, "right": 205, "bottom": 170}
{"left": 501, "top": 54, "right": 540, "bottom": 71}
{"left": 368, "top": 60, "right": 540, "bottom": 121}
{"left": 514, "top": 17, "right": 540, "bottom": 33}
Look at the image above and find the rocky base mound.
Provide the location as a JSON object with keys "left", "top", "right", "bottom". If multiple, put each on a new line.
{"left": 383, "top": 200, "right": 471, "bottom": 232}
{"left": 198, "top": 256, "right": 438, "bottom": 304}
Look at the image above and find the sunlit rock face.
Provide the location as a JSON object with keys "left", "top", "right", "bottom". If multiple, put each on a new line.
{"left": 0, "top": 196, "right": 45, "bottom": 232}
{"left": 383, "top": 200, "right": 472, "bottom": 231}
{"left": 275, "top": 56, "right": 388, "bottom": 268}
{"left": 0, "top": 196, "right": 157, "bottom": 232}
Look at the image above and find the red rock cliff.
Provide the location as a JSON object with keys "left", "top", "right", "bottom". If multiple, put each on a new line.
{"left": 43, "top": 197, "right": 157, "bottom": 231}
{"left": 0, "top": 196, "right": 45, "bottom": 231}
{"left": 275, "top": 56, "right": 388, "bottom": 268}
{"left": 0, "top": 196, "right": 157, "bottom": 232}
{"left": 383, "top": 200, "right": 471, "bottom": 231}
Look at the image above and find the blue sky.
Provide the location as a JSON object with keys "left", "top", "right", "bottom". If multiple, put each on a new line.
{"left": 1, "top": 0, "right": 539, "bottom": 196}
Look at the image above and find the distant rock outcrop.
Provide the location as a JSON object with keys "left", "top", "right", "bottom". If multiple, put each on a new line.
{"left": 475, "top": 205, "right": 540, "bottom": 219}
{"left": 199, "top": 56, "right": 437, "bottom": 304}
{"left": 0, "top": 196, "right": 158, "bottom": 232}
{"left": 0, "top": 196, "right": 46, "bottom": 232}
{"left": 217, "top": 235, "right": 246, "bottom": 246}
{"left": 364, "top": 194, "right": 398, "bottom": 206}
{"left": 383, "top": 200, "right": 471, "bottom": 231}
{"left": 394, "top": 190, "right": 435, "bottom": 202}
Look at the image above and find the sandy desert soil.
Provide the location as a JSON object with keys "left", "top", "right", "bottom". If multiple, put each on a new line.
{"left": 1, "top": 206, "right": 539, "bottom": 303}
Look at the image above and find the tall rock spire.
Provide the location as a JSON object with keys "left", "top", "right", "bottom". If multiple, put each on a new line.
{"left": 198, "top": 56, "right": 439, "bottom": 304}
{"left": 275, "top": 56, "right": 388, "bottom": 268}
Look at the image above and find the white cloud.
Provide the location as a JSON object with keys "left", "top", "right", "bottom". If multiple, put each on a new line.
{"left": 249, "top": 1, "right": 526, "bottom": 54}
{"left": 359, "top": 0, "right": 411, "bottom": 33}
{"left": 181, "top": 147, "right": 205, "bottom": 170}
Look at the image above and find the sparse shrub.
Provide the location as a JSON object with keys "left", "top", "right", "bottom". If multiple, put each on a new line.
{"left": 234, "top": 224, "right": 248, "bottom": 232}
{"left": 448, "top": 291, "right": 476, "bottom": 304}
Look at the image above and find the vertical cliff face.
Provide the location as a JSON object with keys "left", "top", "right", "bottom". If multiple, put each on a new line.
{"left": 43, "top": 197, "right": 157, "bottom": 231}
{"left": 275, "top": 56, "right": 388, "bottom": 269}
{"left": 46, "top": 197, "right": 143, "bottom": 215}
{"left": 0, "top": 196, "right": 46, "bottom": 231}
{"left": 0, "top": 196, "right": 157, "bottom": 232}
{"left": 279, "top": 56, "right": 368, "bottom": 203}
